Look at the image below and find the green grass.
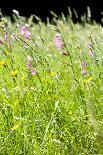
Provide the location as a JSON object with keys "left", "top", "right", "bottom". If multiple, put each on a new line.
{"left": 0, "top": 15, "right": 103, "bottom": 155}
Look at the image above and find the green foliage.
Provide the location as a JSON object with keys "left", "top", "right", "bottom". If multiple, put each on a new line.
{"left": 0, "top": 15, "right": 103, "bottom": 154}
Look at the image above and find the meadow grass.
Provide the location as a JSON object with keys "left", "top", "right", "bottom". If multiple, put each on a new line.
{"left": 0, "top": 15, "right": 103, "bottom": 155}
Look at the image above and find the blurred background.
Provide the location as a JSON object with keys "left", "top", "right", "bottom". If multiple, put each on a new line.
{"left": 0, "top": 0, "right": 103, "bottom": 25}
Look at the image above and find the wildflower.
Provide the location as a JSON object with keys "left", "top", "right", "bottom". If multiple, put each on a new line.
{"left": 81, "top": 61, "right": 88, "bottom": 67}
{"left": 54, "top": 33, "right": 64, "bottom": 50}
{"left": 4, "top": 31, "right": 8, "bottom": 41}
{"left": 20, "top": 26, "right": 27, "bottom": 35}
{"left": 11, "top": 124, "right": 19, "bottom": 131}
{"left": 50, "top": 71, "right": 57, "bottom": 77}
{"left": 84, "top": 77, "right": 93, "bottom": 84}
{"left": 31, "top": 68, "right": 37, "bottom": 75}
{"left": 0, "top": 60, "right": 6, "bottom": 66}
{"left": 82, "top": 69, "right": 87, "bottom": 75}
{"left": 26, "top": 63, "right": 32, "bottom": 69}
{"left": 20, "top": 25, "right": 31, "bottom": 39}
{"left": 25, "top": 30, "right": 31, "bottom": 39}
{"left": 11, "top": 70, "right": 18, "bottom": 76}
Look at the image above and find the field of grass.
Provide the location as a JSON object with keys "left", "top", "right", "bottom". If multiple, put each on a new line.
{"left": 0, "top": 14, "right": 103, "bottom": 154}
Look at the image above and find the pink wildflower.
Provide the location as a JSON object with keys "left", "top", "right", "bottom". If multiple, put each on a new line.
{"left": 31, "top": 68, "right": 37, "bottom": 75}
{"left": 54, "top": 33, "right": 64, "bottom": 50}
{"left": 20, "top": 26, "right": 31, "bottom": 39}
{"left": 25, "top": 31, "right": 31, "bottom": 39}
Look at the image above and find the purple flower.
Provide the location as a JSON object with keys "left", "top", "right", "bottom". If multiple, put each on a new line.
{"left": 4, "top": 31, "right": 8, "bottom": 41}
{"left": 82, "top": 69, "right": 87, "bottom": 75}
{"left": 81, "top": 61, "right": 88, "bottom": 67}
{"left": 26, "top": 63, "right": 32, "bottom": 69}
{"left": 54, "top": 33, "right": 64, "bottom": 50}
{"left": 20, "top": 26, "right": 27, "bottom": 35}
{"left": 25, "top": 31, "right": 31, "bottom": 39}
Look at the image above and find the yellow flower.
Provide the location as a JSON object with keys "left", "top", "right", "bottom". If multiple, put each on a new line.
{"left": 11, "top": 124, "right": 19, "bottom": 131}
{"left": 11, "top": 70, "right": 18, "bottom": 76}
{"left": 0, "top": 60, "right": 6, "bottom": 66}
{"left": 84, "top": 77, "right": 93, "bottom": 84}
{"left": 50, "top": 72, "right": 57, "bottom": 77}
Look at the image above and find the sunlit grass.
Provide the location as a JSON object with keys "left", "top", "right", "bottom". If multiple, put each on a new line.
{"left": 0, "top": 14, "right": 103, "bottom": 154}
